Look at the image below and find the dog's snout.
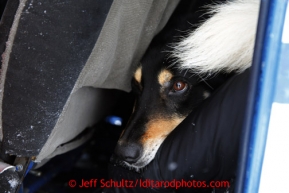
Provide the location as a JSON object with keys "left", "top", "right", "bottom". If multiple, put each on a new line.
{"left": 114, "top": 142, "right": 142, "bottom": 164}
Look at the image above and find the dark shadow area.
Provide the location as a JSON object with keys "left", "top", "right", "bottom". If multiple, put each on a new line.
{"left": 23, "top": 90, "right": 135, "bottom": 193}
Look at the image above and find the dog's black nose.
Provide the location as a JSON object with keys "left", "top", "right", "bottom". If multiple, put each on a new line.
{"left": 114, "top": 142, "right": 142, "bottom": 164}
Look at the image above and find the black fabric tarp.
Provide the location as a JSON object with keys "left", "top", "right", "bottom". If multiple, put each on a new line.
{"left": 1, "top": 0, "right": 113, "bottom": 156}
{"left": 0, "top": 0, "right": 180, "bottom": 160}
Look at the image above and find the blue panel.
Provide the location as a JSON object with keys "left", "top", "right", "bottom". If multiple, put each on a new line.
{"left": 244, "top": 0, "right": 289, "bottom": 193}
{"left": 274, "top": 43, "right": 289, "bottom": 103}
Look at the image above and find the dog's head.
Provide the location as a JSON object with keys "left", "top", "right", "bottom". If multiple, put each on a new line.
{"left": 113, "top": 57, "right": 228, "bottom": 171}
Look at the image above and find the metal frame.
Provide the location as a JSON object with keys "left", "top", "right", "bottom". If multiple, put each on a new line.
{"left": 237, "top": 0, "right": 289, "bottom": 192}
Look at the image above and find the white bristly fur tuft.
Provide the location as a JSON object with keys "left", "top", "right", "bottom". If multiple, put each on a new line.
{"left": 172, "top": 0, "right": 260, "bottom": 74}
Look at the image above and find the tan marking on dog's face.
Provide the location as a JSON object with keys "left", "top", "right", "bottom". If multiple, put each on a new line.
{"left": 134, "top": 66, "right": 142, "bottom": 84}
{"left": 118, "top": 115, "right": 186, "bottom": 171}
{"left": 158, "top": 69, "right": 173, "bottom": 86}
{"left": 141, "top": 115, "right": 185, "bottom": 143}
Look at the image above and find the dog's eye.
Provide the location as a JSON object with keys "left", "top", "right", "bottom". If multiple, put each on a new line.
{"left": 173, "top": 81, "right": 187, "bottom": 92}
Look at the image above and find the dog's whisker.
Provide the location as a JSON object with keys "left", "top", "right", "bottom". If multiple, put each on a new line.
{"left": 198, "top": 75, "right": 214, "bottom": 90}
{"left": 183, "top": 68, "right": 189, "bottom": 77}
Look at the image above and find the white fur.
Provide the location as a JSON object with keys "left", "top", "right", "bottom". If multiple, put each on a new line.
{"left": 172, "top": 0, "right": 260, "bottom": 74}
